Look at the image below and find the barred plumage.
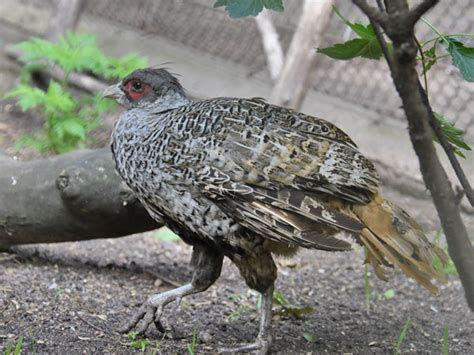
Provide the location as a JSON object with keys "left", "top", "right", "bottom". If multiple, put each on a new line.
{"left": 106, "top": 68, "right": 447, "bottom": 353}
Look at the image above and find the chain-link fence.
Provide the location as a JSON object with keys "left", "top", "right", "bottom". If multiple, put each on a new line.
{"left": 20, "top": 0, "right": 474, "bottom": 140}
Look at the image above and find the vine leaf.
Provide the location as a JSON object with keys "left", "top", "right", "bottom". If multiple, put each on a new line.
{"left": 214, "top": 0, "right": 283, "bottom": 18}
{"left": 317, "top": 38, "right": 384, "bottom": 60}
{"left": 317, "top": 7, "right": 389, "bottom": 60}
{"left": 445, "top": 38, "right": 474, "bottom": 82}
{"left": 433, "top": 112, "right": 471, "bottom": 159}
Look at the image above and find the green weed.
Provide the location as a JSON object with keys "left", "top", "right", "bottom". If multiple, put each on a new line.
{"left": 4, "top": 335, "right": 23, "bottom": 355}
{"left": 272, "top": 290, "right": 312, "bottom": 319}
{"left": 127, "top": 331, "right": 159, "bottom": 353}
{"left": 442, "top": 325, "right": 449, "bottom": 355}
{"left": 187, "top": 328, "right": 198, "bottom": 355}
{"left": 5, "top": 32, "right": 147, "bottom": 154}
{"left": 394, "top": 319, "right": 411, "bottom": 355}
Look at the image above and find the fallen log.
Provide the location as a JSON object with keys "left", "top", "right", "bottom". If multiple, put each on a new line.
{"left": 0, "top": 148, "right": 161, "bottom": 248}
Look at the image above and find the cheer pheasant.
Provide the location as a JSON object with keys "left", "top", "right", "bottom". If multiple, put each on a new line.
{"left": 104, "top": 68, "right": 447, "bottom": 353}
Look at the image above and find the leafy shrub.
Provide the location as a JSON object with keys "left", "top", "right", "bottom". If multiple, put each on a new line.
{"left": 5, "top": 32, "right": 148, "bottom": 154}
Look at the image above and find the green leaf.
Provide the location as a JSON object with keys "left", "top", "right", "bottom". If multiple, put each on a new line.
{"left": 44, "top": 81, "right": 76, "bottom": 114}
{"left": 318, "top": 7, "right": 390, "bottom": 61}
{"left": 214, "top": 0, "right": 283, "bottom": 18}
{"left": 4, "top": 84, "right": 46, "bottom": 111}
{"left": 333, "top": 6, "right": 375, "bottom": 39}
{"left": 16, "top": 37, "right": 56, "bottom": 63}
{"left": 303, "top": 332, "right": 314, "bottom": 343}
{"left": 445, "top": 38, "right": 474, "bottom": 82}
{"left": 317, "top": 38, "right": 384, "bottom": 60}
{"left": 60, "top": 119, "right": 87, "bottom": 140}
{"left": 383, "top": 289, "right": 395, "bottom": 300}
{"left": 154, "top": 227, "right": 180, "bottom": 242}
{"left": 273, "top": 290, "right": 313, "bottom": 318}
{"left": 433, "top": 112, "right": 471, "bottom": 159}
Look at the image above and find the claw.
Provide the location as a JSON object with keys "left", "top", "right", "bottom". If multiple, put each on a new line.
{"left": 175, "top": 296, "right": 182, "bottom": 308}
{"left": 117, "top": 306, "right": 147, "bottom": 333}
{"left": 154, "top": 318, "right": 166, "bottom": 333}
{"left": 136, "top": 307, "right": 155, "bottom": 334}
{"left": 119, "top": 283, "right": 196, "bottom": 335}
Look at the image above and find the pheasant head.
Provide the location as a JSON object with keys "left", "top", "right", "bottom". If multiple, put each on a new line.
{"left": 103, "top": 68, "right": 189, "bottom": 112}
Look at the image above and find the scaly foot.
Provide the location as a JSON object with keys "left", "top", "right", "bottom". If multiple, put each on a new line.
{"left": 118, "top": 284, "right": 195, "bottom": 334}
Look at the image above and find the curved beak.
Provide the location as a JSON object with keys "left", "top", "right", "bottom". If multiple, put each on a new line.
{"left": 102, "top": 84, "right": 123, "bottom": 100}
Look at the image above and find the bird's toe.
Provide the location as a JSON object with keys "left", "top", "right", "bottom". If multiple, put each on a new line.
{"left": 219, "top": 336, "right": 272, "bottom": 354}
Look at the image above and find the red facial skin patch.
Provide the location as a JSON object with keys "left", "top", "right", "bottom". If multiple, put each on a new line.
{"left": 123, "top": 80, "right": 152, "bottom": 102}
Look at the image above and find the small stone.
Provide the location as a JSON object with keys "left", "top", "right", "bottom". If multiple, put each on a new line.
{"left": 200, "top": 330, "right": 213, "bottom": 343}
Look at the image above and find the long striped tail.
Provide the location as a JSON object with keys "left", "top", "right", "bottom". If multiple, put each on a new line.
{"left": 353, "top": 194, "right": 448, "bottom": 293}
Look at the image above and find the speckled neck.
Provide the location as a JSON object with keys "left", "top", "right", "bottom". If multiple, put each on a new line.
{"left": 143, "top": 89, "right": 191, "bottom": 113}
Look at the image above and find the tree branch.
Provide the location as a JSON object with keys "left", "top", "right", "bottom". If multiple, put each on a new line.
{"left": 46, "top": 0, "right": 85, "bottom": 42}
{"left": 0, "top": 148, "right": 161, "bottom": 248}
{"left": 352, "top": 0, "right": 388, "bottom": 25}
{"left": 407, "top": 0, "right": 439, "bottom": 26}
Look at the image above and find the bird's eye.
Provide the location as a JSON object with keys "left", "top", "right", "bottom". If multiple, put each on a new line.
{"left": 132, "top": 80, "right": 143, "bottom": 91}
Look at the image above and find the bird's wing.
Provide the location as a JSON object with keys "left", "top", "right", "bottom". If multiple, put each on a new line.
{"left": 192, "top": 97, "right": 380, "bottom": 250}
{"left": 214, "top": 98, "right": 380, "bottom": 204}
{"left": 197, "top": 166, "right": 363, "bottom": 251}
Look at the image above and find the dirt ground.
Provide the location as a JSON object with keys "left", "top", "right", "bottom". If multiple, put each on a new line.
{"left": 1, "top": 99, "right": 473, "bottom": 354}
{"left": 1, "top": 233, "right": 473, "bottom": 354}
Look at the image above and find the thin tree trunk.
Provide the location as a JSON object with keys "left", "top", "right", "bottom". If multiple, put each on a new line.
{"left": 270, "top": 0, "right": 335, "bottom": 110}
{"left": 46, "top": 0, "right": 85, "bottom": 42}
{"left": 255, "top": 10, "right": 284, "bottom": 81}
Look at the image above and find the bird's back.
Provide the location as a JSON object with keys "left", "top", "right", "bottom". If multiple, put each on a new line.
{"left": 111, "top": 96, "right": 447, "bottom": 292}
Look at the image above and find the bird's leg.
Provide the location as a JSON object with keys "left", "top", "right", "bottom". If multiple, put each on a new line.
{"left": 118, "top": 244, "right": 223, "bottom": 335}
{"left": 221, "top": 251, "right": 277, "bottom": 354}
{"left": 221, "top": 285, "right": 274, "bottom": 354}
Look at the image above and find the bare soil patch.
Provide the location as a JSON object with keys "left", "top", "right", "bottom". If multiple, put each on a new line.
{"left": 1, "top": 233, "right": 473, "bottom": 354}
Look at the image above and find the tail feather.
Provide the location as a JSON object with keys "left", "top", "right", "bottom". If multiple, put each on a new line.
{"left": 353, "top": 194, "right": 448, "bottom": 293}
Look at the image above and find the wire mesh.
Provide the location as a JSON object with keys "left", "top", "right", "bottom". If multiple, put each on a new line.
{"left": 20, "top": 0, "right": 474, "bottom": 140}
